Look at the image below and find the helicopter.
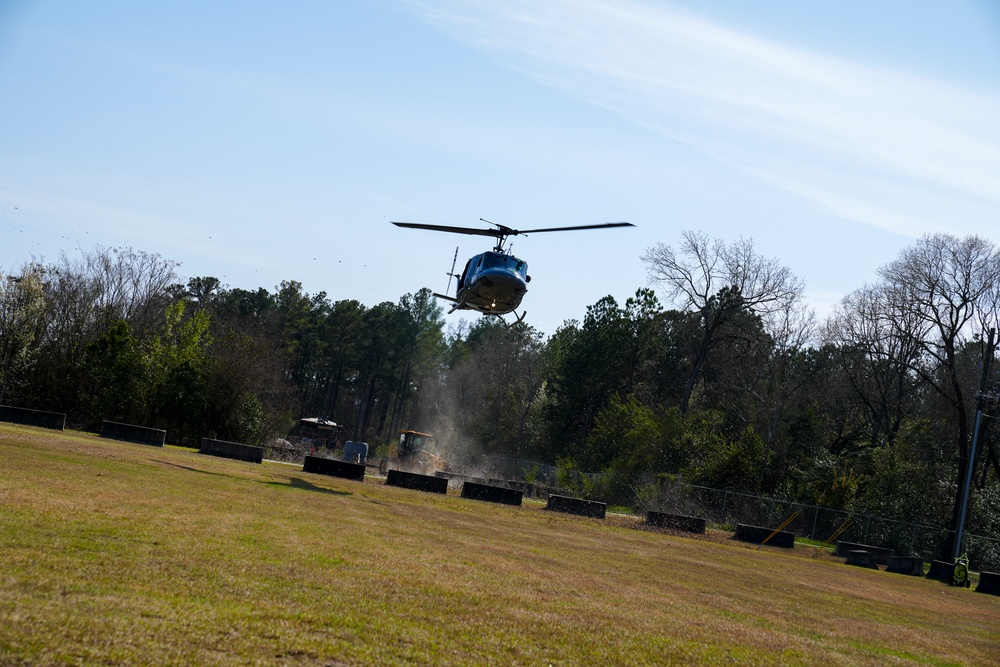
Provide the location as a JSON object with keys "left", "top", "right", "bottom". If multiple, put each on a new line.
{"left": 391, "top": 219, "right": 635, "bottom": 321}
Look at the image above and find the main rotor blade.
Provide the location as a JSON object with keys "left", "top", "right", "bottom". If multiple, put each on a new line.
{"left": 391, "top": 221, "right": 498, "bottom": 237}
{"left": 509, "top": 222, "right": 635, "bottom": 235}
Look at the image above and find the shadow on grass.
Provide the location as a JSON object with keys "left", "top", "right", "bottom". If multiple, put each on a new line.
{"left": 262, "top": 476, "right": 351, "bottom": 496}
{"left": 153, "top": 460, "right": 240, "bottom": 479}
{"left": 152, "top": 460, "right": 350, "bottom": 496}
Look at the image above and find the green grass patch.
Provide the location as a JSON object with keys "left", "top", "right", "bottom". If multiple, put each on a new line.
{"left": 793, "top": 536, "right": 835, "bottom": 548}
{"left": 1, "top": 424, "right": 998, "bottom": 666}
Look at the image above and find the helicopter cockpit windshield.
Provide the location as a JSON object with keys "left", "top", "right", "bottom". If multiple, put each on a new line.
{"left": 480, "top": 252, "right": 528, "bottom": 279}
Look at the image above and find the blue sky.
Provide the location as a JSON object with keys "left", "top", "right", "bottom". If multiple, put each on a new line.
{"left": 2, "top": 0, "right": 999, "bottom": 336}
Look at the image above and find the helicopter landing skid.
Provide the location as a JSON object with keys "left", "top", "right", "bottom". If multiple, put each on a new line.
{"left": 432, "top": 291, "right": 525, "bottom": 323}
{"left": 491, "top": 310, "right": 527, "bottom": 326}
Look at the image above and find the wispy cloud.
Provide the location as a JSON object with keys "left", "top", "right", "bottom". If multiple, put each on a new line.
{"left": 406, "top": 0, "right": 1000, "bottom": 237}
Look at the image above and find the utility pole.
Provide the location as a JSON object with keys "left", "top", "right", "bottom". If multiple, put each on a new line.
{"left": 952, "top": 328, "right": 996, "bottom": 562}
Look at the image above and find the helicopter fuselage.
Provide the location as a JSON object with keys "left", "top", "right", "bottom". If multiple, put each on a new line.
{"left": 451, "top": 251, "right": 528, "bottom": 316}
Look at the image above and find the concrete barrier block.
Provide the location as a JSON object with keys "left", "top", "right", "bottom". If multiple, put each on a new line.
{"left": 546, "top": 494, "right": 606, "bottom": 519}
{"left": 926, "top": 560, "right": 954, "bottom": 583}
{"left": 303, "top": 455, "right": 366, "bottom": 482}
{"left": 733, "top": 523, "right": 795, "bottom": 549}
{"left": 835, "top": 541, "right": 895, "bottom": 565}
{"left": 885, "top": 556, "right": 924, "bottom": 576}
{"left": 199, "top": 438, "right": 263, "bottom": 464}
{"left": 646, "top": 511, "right": 706, "bottom": 534}
{"left": 99, "top": 421, "right": 166, "bottom": 447}
{"left": 975, "top": 571, "right": 1000, "bottom": 596}
{"left": 846, "top": 549, "right": 879, "bottom": 569}
{"left": 0, "top": 404, "right": 66, "bottom": 430}
{"left": 461, "top": 481, "right": 523, "bottom": 506}
{"left": 386, "top": 469, "right": 448, "bottom": 494}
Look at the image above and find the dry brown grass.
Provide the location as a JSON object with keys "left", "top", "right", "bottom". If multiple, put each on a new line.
{"left": 0, "top": 423, "right": 997, "bottom": 666}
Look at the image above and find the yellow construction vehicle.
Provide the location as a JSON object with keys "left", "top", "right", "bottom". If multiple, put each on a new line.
{"left": 380, "top": 429, "right": 447, "bottom": 474}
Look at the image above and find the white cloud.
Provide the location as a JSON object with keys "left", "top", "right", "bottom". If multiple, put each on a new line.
{"left": 406, "top": 0, "right": 1000, "bottom": 237}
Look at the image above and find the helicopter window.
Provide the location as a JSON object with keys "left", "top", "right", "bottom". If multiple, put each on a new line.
{"left": 481, "top": 253, "right": 503, "bottom": 269}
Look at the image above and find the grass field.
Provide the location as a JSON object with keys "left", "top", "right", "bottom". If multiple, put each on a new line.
{"left": 1, "top": 423, "right": 997, "bottom": 666}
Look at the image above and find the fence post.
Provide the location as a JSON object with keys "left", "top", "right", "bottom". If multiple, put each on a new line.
{"left": 864, "top": 516, "right": 871, "bottom": 544}
{"left": 810, "top": 506, "right": 819, "bottom": 541}
{"left": 721, "top": 489, "right": 729, "bottom": 525}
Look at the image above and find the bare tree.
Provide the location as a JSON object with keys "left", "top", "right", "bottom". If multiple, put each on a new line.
{"left": 746, "top": 300, "right": 817, "bottom": 486}
{"left": 878, "top": 233, "right": 1000, "bottom": 556}
{"left": 83, "top": 246, "right": 180, "bottom": 336}
{"left": 15, "top": 246, "right": 180, "bottom": 415}
{"left": 642, "top": 230, "right": 806, "bottom": 412}
{"left": 824, "top": 282, "right": 924, "bottom": 449}
{"left": 37, "top": 246, "right": 180, "bottom": 354}
{"left": 829, "top": 233, "right": 1000, "bottom": 556}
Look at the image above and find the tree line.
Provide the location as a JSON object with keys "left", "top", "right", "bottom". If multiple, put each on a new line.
{"left": 2, "top": 233, "right": 998, "bottom": 555}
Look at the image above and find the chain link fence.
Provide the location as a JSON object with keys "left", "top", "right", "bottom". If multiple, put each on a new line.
{"left": 491, "top": 456, "right": 1000, "bottom": 572}
{"left": 637, "top": 480, "right": 1000, "bottom": 572}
